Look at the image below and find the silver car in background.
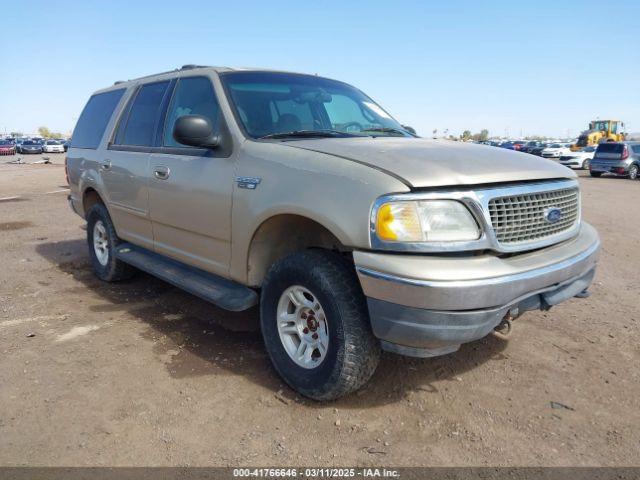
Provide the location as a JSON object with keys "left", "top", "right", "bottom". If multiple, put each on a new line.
{"left": 589, "top": 141, "right": 640, "bottom": 179}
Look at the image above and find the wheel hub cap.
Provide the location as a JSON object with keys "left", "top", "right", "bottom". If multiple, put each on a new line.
{"left": 93, "top": 220, "right": 109, "bottom": 266}
{"left": 276, "top": 285, "right": 329, "bottom": 369}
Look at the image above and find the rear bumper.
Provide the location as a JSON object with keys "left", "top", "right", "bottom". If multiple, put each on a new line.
{"left": 355, "top": 223, "right": 600, "bottom": 357}
{"left": 590, "top": 160, "right": 629, "bottom": 173}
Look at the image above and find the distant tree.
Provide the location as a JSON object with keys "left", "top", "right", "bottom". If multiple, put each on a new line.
{"left": 461, "top": 130, "right": 472, "bottom": 141}
{"left": 50, "top": 132, "right": 63, "bottom": 138}
{"left": 10, "top": 131, "right": 23, "bottom": 138}
{"left": 470, "top": 129, "right": 489, "bottom": 142}
{"left": 38, "top": 126, "right": 51, "bottom": 138}
{"left": 432, "top": 128, "right": 438, "bottom": 137}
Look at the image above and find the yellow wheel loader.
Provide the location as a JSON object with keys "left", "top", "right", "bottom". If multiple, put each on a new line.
{"left": 571, "top": 120, "right": 626, "bottom": 151}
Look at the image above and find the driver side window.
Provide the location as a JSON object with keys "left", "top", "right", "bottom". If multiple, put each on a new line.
{"left": 163, "top": 76, "right": 221, "bottom": 147}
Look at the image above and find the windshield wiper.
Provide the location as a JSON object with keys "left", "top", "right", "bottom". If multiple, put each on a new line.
{"left": 258, "top": 130, "right": 360, "bottom": 140}
{"left": 361, "top": 127, "right": 411, "bottom": 136}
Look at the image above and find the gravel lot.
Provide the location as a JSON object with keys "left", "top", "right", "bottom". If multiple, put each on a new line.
{"left": 0, "top": 154, "right": 638, "bottom": 467}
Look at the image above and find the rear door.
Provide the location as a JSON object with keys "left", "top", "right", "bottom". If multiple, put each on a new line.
{"left": 148, "top": 75, "right": 235, "bottom": 276}
{"left": 104, "top": 80, "right": 172, "bottom": 249}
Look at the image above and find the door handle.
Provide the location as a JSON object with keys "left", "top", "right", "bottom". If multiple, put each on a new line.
{"left": 154, "top": 166, "right": 170, "bottom": 180}
{"left": 100, "top": 160, "right": 112, "bottom": 171}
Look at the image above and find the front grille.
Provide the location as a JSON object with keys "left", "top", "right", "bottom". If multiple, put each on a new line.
{"left": 488, "top": 187, "right": 579, "bottom": 245}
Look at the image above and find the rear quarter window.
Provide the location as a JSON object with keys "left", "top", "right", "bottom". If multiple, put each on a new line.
{"left": 71, "top": 89, "right": 125, "bottom": 149}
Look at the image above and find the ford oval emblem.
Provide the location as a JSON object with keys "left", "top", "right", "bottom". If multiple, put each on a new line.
{"left": 544, "top": 207, "right": 563, "bottom": 224}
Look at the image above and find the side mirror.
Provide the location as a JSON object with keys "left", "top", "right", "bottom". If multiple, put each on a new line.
{"left": 401, "top": 125, "right": 416, "bottom": 135}
{"left": 173, "top": 115, "right": 220, "bottom": 148}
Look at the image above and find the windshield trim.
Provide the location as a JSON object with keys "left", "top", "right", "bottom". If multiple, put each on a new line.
{"left": 218, "top": 70, "right": 407, "bottom": 142}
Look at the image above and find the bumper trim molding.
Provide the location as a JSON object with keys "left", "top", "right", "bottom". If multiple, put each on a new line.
{"left": 356, "top": 236, "right": 600, "bottom": 290}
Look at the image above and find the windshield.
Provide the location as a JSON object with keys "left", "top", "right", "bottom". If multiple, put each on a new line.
{"left": 593, "top": 121, "right": 610, "bottom": 132}
{"left": 0, "top": 140, "right": 10, "bottom": 145}
{"left": 549, "top": 144, "right": 562, "bottom": 148}
{"left": 23, "top": 140, "right": 37, "bottom": 145}
{"left": 221, "top": 71, "right": 411, "bottom": 139}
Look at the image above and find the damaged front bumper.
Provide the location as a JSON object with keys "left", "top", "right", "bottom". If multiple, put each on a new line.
{"left": 355, "top": 223, "right": 600, "bottom": 358}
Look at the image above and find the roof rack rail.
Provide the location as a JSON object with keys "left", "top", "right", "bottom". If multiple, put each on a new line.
{"left": 180, "top": 64, "right": 209, "bottom": 70}
{"left": 112, "top": 65, "right": 213, "bottom": 86}
{"left": 114, "top": 80, "right": 125, "bottom": 85}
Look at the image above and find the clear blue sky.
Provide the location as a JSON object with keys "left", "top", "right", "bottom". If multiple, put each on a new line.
{"left": 2, "top": 0, "right": 638, "bottom": 138}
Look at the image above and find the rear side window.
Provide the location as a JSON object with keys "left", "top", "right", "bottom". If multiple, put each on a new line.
{"left": 596, "top": 143, "right": 624, "bottom": 154}
{"left": 632, "top": 145, "right": 640, "bottom": 154}
{"left": 163, "top": 77, "right": 220, "bottom": 147}
{"left": 71, "top": 89, "right": 125, "bottom": 149}
{"left": 115, "top": 81, "right": 170, "bottom": 146}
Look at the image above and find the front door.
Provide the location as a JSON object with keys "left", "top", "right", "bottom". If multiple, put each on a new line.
{"left": 148, "top": 75, "right": 235, "bottom": 276}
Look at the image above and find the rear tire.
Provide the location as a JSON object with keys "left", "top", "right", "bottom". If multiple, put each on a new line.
{"left": 260, "top": 250, "right": 380, "bottom": 401}
{"left": 629, "top": 165, "right": 639, "bottom": 180}
{"left": 86, "top": 203, "right": 136, "bottom": 282}
{"left": 582, "top": 158, "right": 591, "bottom": 170}
{"left": 590, "top": 171, "right": 602, "bottom": 178}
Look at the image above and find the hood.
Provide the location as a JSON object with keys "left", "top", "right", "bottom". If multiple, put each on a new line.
{"left": 279, "top": 137, "right": 575, "bottom": 188}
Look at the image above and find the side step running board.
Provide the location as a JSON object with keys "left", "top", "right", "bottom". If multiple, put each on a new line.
{"left": 115, "top": 243, "right": 258, "bottom": 311}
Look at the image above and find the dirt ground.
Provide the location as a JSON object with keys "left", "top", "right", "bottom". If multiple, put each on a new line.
{"left": 0, "top": 154, "right": 638, "bottom": 467}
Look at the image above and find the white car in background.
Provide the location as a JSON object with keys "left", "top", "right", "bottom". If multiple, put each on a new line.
{"left": 42, "top": 140, "right": 65, "bottom": 153}
{"left": 559, "top": 146, "right": 596, "bottom": 169}
{"left": 541, "top": 143, "right": 572, "bottom": 159}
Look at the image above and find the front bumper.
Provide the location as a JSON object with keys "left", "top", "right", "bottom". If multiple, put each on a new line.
{"left": 560, "top": 162, "right": 581, "bottom": 169}
{"left": 355, "top": 223, "right": 600, "bottom": 357}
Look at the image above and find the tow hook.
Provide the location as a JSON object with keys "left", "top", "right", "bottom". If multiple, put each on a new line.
{"left": 492, "top": 308, "right": 518, "bottom": 340}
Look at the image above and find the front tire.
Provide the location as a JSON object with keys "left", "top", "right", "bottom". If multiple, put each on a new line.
{"left": 86, "top": 203, "right": 136, "bottom": 282}
{"left": 582, "top": 158, "right": 591, "bottom": 170}
{"left": 260, "top": 250, "right": 380, "bottom": 401}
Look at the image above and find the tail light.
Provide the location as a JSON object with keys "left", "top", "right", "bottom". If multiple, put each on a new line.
{"left": 64, "top": 156, "right": 69, "bottom": 184}
{"left": 621, "top": 145, "right": 629, "bottom": 160}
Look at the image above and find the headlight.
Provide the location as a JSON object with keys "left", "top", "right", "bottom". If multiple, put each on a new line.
{"left": 375, "top": 200, "right": 480, "bottom": 243}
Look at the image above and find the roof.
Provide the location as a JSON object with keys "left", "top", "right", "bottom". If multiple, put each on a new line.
{"left": 97, "top": 65, "right": 319, "bottom": 94}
